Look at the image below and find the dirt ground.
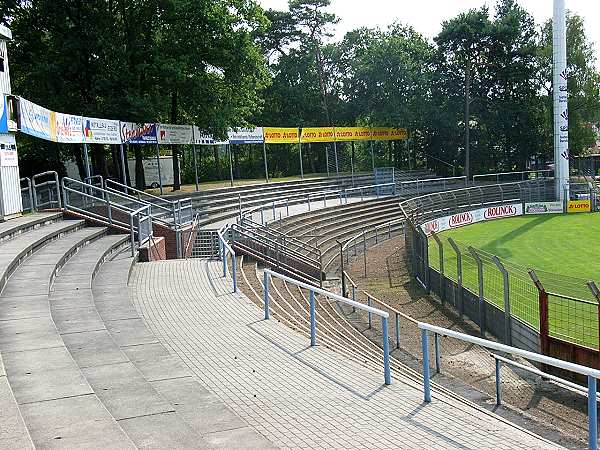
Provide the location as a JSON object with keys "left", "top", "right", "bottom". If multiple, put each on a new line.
{"left": 344, "top": 235, "right": 591, "bottom": 449}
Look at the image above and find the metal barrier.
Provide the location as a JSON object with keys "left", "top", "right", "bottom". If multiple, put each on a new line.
{"left": 397, "top": 176, "right": 467, "bottom": 197}
{"left": 472, "top": 170, "right": 552, "bottom": 185}
{"left": 20, "top": 177, "right": 33, "bottom": 212}
{"left": 218, "top": 224, "right": 237, "bottom": 293}
{"left": 128, "top": 205, "right": 152, "bottom": 256}
{"left": 32, "top": 171, "right": 61, "bottom": 210}
{"left": 342, "top": 182, "right": 397, "bottom": 202}
{"left": 263, "top": 268, "right": 392, "bottom": 385}
{"left": 419, "top": 322, "right": 600, "bottom": 450}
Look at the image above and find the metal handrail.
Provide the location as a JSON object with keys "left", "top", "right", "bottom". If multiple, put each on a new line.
{"left": 473, "top": 169, "right": 552, "bottom": 184}
{"left": 263, "top": 268, "right": 392, "bottom": 385}
{"left": 20, "top": 177, "right": 33, "bottom": 212}
{"left": 218, "top": 224, "right": 237, "bottom": 293}
{"left": 32, "top": 171, "right": 61, "bottom": 210}
{"left": 128, "top": 205, "right": 153, "bottom": 256}
{"left": 418, "top": 322, "right": 599, "bottom": 450}
{"left": 397, "top": 176, "right": 467, "bottom": 196}
{"left": 364, "top": 291, "right": 417, "bottom": 350}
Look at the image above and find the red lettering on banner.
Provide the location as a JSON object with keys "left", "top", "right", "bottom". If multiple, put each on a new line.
{"left": 424, "top": 220, "right": 439, "bottom": 234}
{"left": 448, "top": 212, "right": 473, "bottom": 228}
{"left": 484, "top": 205, "right": 517, "bottom": 220}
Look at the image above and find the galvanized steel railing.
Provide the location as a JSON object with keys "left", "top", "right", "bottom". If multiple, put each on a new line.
{"left": 218, "top": 224, "right": 237, "bottom": 293}
{"left": 20, "top": 177, "right": 33, "bottom": 212}
{"left": 397, "top": 176, "right": 467, "bottom": 197}
{"left": 472, "top": 169, "right": 552, "bottom": 185}
{"left": 32, "top": 171, "right": 61, "bottom": 210}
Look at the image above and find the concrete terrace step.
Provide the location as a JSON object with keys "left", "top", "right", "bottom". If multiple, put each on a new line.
{"left": 0, "top": 226, "right": 137, "bottom": 449}
{"left": 90, "top": 250, "right": 273, "bottom": 449}
{"left": 0, "top": 212, "right": 63, "bottom": 245}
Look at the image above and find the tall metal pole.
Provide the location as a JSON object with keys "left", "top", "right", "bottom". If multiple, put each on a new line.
{"left": 191, "top": 129, "right": 199, "bottom": 192}
{"left": 298, "top": 129, "right": 304, "bottom": 179}
{"left": 370, "top": 140, "right": 375, "bottom": 172}
{"left": 155, "top": 141, "right": 163, "bottom": 195}
{"left": 119, "top": 143, "right": 127, "bottom": 185}
{"left": 553, "top": 0, "right": 569, "bottom": 201}
{"left": 325, "top": 145, "right": 330, "bottom": 177}
{"left": 333, "top": 141, "right": 339, "bottom": 177}
{"left": 82, "top": 143, "right": 91, "bottom": 180}
{"left": 228, "top": 144, "right": 234, "bottom": 187}
{"left": 464, "top": 58, "right": 471, "bottom": 186}
{"left": 262, "top": 142, "right": 269, "bottom": 183}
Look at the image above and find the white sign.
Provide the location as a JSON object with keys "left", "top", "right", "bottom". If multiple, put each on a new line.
{"left": 83, "top": 118, "right": 121, "bottom": 144}
{"left": 54, "top": 112, "right": 84, "bottom": 143}
{"left": 524, "top": 201, "right": 563, "bottom": 214}
{"left": 421, "top": 203, "right": 523, "bottom": 235}
{"left": 193, "top": 126, "right": 214, "bottom": 145}
{"left": 19, "top": 97, "right": 53, "bottom": 141}
{"left": 227, "top": 127, "right": 263, "bottom": 144}
{"left": 157, "top": 123, "right": 193, "bottom": 145}
{"left": 0, "top": 133, "right": 17, "bottom": 166}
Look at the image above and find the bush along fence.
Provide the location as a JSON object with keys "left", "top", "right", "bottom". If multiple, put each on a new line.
{"left": 401, "top": 180, "right": 600, "bottom": 379}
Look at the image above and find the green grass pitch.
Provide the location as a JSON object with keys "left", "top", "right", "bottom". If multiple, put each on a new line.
{"left": 428, "top": 213, "right": 600, "bottom": 349}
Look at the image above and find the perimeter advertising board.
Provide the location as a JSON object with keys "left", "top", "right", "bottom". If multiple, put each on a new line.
{"left": 524, "top": 201, "right": 563, "bottom": 214}
{"left": 263, "top": 127, "right": 299, "bottom": 144}
{"left": 567, "top": 200, "right": 591, "bottom": 213}
{"left": 421, "top": 203, "right": 523, "bottom": 235}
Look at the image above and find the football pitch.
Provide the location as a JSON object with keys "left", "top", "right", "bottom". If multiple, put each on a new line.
{"left": 429, "top": 213, "right": 600, "bottom": 349}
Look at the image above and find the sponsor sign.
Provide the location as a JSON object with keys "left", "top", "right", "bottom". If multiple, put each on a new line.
{"left": 334, "top": 127, "right": 408, "bottom": 142}
{"left": 0, "top": 95, "right": 7, "bottom": 133}
{"left": 120, "top": 122, "right": 157, "bottom": 144}
{"left": 263, "top": 127, "right": 300, "bottom": 144}
{"left": 524, "top": 201, "right": 563, "bottom": 215}
{"left": 567, "top": 200, "right": 591, "bottom": 213}
{"left": 53, "top": 112, "right": 84, "bottom": 143}
{"left": 421, "top": 203, "right": 523, "bottom": 235}
{"left": 19, "top": 97, "right": 53, "bottom": 141}
{"left": 157, "top": 123, "right": 193, "bottom": 145}
{"left": 83, "top": 118, "right": 121, "bottom": 144}
{"left": 368, "top": 127, "right": 408, "bottom": 141}
{"left": 0, "top": 133, "right": 17, "bottom": 166}
{"left": 227, "top": 127, "right": 263, "bottom": 145}
{"left": 300, "top": 127, "right": 335, "bottom": 143}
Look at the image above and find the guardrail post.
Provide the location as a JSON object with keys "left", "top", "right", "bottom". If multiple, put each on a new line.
{"left": 263, "top": 272, "right": 270, "bottom": 320}
{"left": 395, "top": 312, "right": 400, "bottom": 349}
{"left": 309, "top": 290, "right": 316, "bottom": 346}
{"left": 382, "top": 316, "right": 391, "bottom": 385}
{"left": 286, "top": 198, "right": 290, "bottom": 216}
{"left": 363, "top": 230, "right": 367, "bottom": 278}
{"left": 434, "top": 333, "right": 441, "bottom": 374}
{"left": 529, "top": 269, "right": 549, "bottom": 365}
{"left": 129, "top": 214, "right": 135, "bottom": 257}
{"left": 589, "top": 376, "right": 598, "bottom": 450}
{"left": 238, "top": 194, "right": 242, "bottom": 221}
{"left": 323, "top": 192, "right": 326, "bottom": 207}
{"left": 421, "top": 329, "right": 431, "bottom": 402}
{"left": 468, "top": 247, "right": 486, "bottom": 337}
{"left": 272, "top": 201, "right": 276, "bottom": 220}
{"left": 307, "top": 195, "right": 311, "bottom": 211}
{"left": 430, "top": 232, "right": 444, "bottom": 304}
{"left": 361, "top": 187, "right": 364, "bottom": 201}
{"left": 367, "top": 297, "right": 372, "bottom": 329}
{"left": 260, "top": 208, "right": 264, "bottom": 225}
{"left": 222, "top": 243, "right": 228, "bottom": 277}
{"left": 351, "top": 286, "right": 356, "bottom": 313}
{"left": 492, "top": 256, "right": 512, "bottom": 346}
{"left": 447, "top": 238, "right": 463, "bottom": 315}
{"left": 232, "top": 253, "right": 238, "bottom": 293}
{"left": 495, "top": 358, "right": 502, "bottom": 406}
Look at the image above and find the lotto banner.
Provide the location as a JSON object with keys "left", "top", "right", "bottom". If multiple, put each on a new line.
{"left": 369, "top": 127, "right": 408, "bottom": 141}
{"left": 300, "top": 127, "right": 335, "bottom": 143}
{"left": 421, "top": 203, "right": 523, "bottom": 235}
{"left": 157, "top": 123, "right": 194, "bottom": 145}
{"left": 83, "top": 118, "right": 122, "bottom": 145}
{"left": 334, "top": 127, "right": 407, "bottom": 141}
{"left": 19, "top": 97, "right": 53, "bottom": 141}
{"left": 263, "top": 127, "right": 299, "bottom": 144}
{"left": 567, "top": 200, "right": 591, "bottom": 213}
{"left": 120, "top": 122, "right": 157, "bottom": 144}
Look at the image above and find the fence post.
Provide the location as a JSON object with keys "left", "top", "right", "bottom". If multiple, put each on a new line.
{"left": 363, "top": 230, "right": 367, "bottom": 278}
{"left": 421, "top": 329, "right": 431, "bottom": 402}
{"left": 589, "top": 376, "right": 598, "bottom": 450}
{"left": 468, "top": 246, "right": 486, "bottom": 337}
{"left": 367, "top": 297, "right": 372, "bottom": 329}
{"left": 430, "top": 232, "right": 444, "bottom": 304}
{"left": 447, "top": 238, "right": 463, "bottom": 316}
{"left": 491, "top": 256, "right": 512, "bottom": 346}
{"left": 419, "top": 228, "right": 430, "bottom": 294}
{"left": 382, "top": 316, "right": 392, "bottom": 385}
{"left": 587, "top": 281, "right": 600, "bottom": 352}
{"left": 309, "top": 290, "right": 316, "bottom": 346}
{"left": 434, "top": 333, "right": 441, "bottom": 374}
{"left": 338, "top": 240, "right": 346, "bottom": 298}
{"left": 232, "top": 254, "right": 238, "bottom": 293}
{"left": 263, "top": 272, "right": 270, "bottom": 320}
{"left": 495, "top": 359, "right": 502, "bottom": 406}
{"left": 529, "top": 269, "right": 548, "bottom": 365}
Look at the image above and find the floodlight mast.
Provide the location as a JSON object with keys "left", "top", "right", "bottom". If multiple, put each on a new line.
{"left": 553, "top": 0, "right": 569, "bottom": 201}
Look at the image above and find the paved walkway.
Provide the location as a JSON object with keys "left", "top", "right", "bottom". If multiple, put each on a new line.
{"left": 129, "top": 259, "right": 562, "bottom": 450}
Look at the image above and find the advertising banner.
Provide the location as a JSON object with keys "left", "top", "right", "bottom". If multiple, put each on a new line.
{"left": 421, "top": 203, "right": 523, "bottom": 235}
{"left": 370, "top": 127, "right": 408, "bottom": 141}
{"left": 524, "top": 201, "right": 563, "bottom": 215}
{"left": 567, "top": 200, "right": 591, "bottom": 213}
{"left": 19, "top": 97, "right": 53, "bottom": 141}
{"left": 264, "top": 127, "right": 299, "bottom": 144}
{"left": 54, "top": 112, "right": 84, "bottom": 143}
{"left": 120, "top": 122, "right": 157, "bottom": 144}
{"left": 300, "top": 127, "right": 335, "bottom": 143}
{"left": 0, "top": 95, "right": 8, "bottom": 134}
{"left": 0, "top": 133, "right": 17, "bottom": 167}
{"left": 334, "top": 127, "right": 374, "bottom": 141}
{"left": 157, "top": 123, "right": 193, "bottom": 145}
{"left": 227, "top": 127, "right": 263, "bottom": 145}
{"left": 83, "top": 118, "right": 121, "bottom": 144}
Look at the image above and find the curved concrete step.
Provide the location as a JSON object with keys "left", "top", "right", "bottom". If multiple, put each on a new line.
{"left": 0, "top": 226, "right": 136, "bottom": 449}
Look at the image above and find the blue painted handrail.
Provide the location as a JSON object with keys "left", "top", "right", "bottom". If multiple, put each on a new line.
{"left": 262, "top": 268, "right": 392, "bottom": 385}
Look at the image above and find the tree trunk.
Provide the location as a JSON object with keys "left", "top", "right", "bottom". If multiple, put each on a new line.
{"left": 213, "top": 145, "right": 220, "bottom": 179}
{"left": 134, "top": 146, "right": 146, "bottom": 189}
{"left": 171, "top": 90, "right": 181, "bottom": 191}
{"left": 309, "top": 143, "right": 316, "bottom": 173}
{"left": 91, "top": 144, "right": 108, "bottom": 178}
{"left": 233, "top": 145, "right": 240, "bottom": 178}
{"left": 111, "top": 145, "right": 120, "bottom": 180}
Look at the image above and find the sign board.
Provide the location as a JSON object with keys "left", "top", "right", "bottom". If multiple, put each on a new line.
{"left": 157, "top": 123, "right": 193, "bottom": 145}
{"left": 421, "top": 203, "right": 523, "bottom": 235}
{"left": 300, "top": 127, "right": 335, "bottom": 143}
{"left": 227, "top": 127, "right": 263, "bottom": 145}
{"left": 121, "top": 122, "right": 157, "bottom": 144}
{"left": 567, "top": 200, "right": 591, "bottom": 213}
{"left": 0, "top": 133, "right": 17, "bottom": 166}
{"left": 0, "top": 95, "right": 8, "bottom": 133}
{"left": 83, "top": 118, "right": 121, "bottom": 144}
{"left": 264, "top": 127, "right": 299, "bottom": 144}
{"left": 370, "top": 127, "right": 408, "bottom": 141}
{"left": 53, "top": 112, "right": 84, "bottom": 143}
{"left": 19, "top": 97, "right": 53, "bottom": 141}
{"left": 524, "top": 201, "right": 563, "bottom": 215}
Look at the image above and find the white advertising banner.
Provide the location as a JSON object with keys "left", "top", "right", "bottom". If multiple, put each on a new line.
{"left": 421, "top": 203, "right": 523, "bottom": 235}
{"left": 54, "top": 112, "right": 84, "bottom": 143}
{"left": 83, "top": 118, "right": 121, "bottom": 144}
{"left": 227, "top": 127, "right": 263, "bottom": 144}
{"left": 524, "top": 201, "right": 563, "bottom": 215}
{"left": 19, "top": 97, "right": 53, "bottom": 141}
{"left": 0, "top": 133, "right": 17, "bottom": 167}
{"left": 157, "top": 123, "right": 193, "bottom": 145}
